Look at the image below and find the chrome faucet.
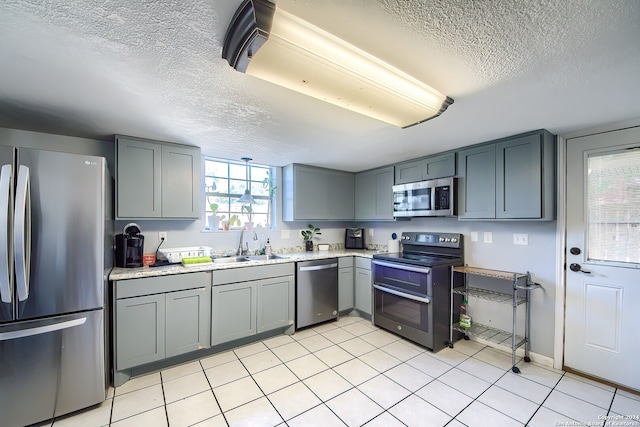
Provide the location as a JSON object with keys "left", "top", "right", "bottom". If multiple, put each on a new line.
{"left": 237, "top": 230, "right": 245, "bottom": 256}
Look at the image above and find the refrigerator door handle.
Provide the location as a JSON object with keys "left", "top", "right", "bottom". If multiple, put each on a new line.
{"left": 0, "top": 164, "right": 12, "bottom": 303}
{"left": 0, "top": 317, "right": 86, "bottom": 341}
{"left": 14, "top": 165, "right": 31, "bottom": 302}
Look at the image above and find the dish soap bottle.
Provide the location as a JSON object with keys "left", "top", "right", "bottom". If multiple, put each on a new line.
{"left": 265, "top": 238, "right": 272, "bottom": 256}
{"left": 460, "top": 297, "right": 472, "bottom": 328}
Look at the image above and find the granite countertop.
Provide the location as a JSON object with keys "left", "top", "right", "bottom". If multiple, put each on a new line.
{"left": 109, "top": 249, "right": 381, "bottom": 281}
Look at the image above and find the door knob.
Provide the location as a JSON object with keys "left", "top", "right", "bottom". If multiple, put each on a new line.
{"left": 569, "top": 263, "right": 591, "bottom": 274}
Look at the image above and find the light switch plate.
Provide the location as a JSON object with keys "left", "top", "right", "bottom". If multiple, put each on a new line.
{"left": 470, "top": 231, "right": 478, "bottom": 242}
{"left": 484, "top": 232, "right": 492, "bottom": 244}
{"left": 368, "top": 228, "right": 374, "bottom": 237}
{"left": 281, "top": 229, "right": 290, "bottom": 239}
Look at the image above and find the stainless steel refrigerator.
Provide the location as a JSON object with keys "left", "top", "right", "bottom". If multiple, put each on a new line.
{"left": 0, "top": 147, "right": 110, "bottom": 427}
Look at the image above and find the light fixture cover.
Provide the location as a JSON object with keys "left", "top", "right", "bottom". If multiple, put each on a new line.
{"left": 222, "top": 0, "right": 453, "bottom": 128}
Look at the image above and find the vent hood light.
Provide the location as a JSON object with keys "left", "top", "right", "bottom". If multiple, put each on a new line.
{"left": 222, "top": 0, "right": 453, "bottom": 128}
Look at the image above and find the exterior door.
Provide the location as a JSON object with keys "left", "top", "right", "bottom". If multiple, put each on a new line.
{"left": 565, "top": 125, "right": 640, "bottom": 391}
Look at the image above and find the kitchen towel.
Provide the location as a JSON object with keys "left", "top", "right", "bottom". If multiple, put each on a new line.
{"left": 388, "top": 239, "right": 400, "bottom": 253}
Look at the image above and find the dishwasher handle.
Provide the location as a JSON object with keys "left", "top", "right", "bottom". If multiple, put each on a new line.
{"left": 298, "top": 263, "right": 338, "bottom": 272}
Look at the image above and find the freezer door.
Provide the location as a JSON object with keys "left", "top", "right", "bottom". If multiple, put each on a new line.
{"left": 16, "top": 149, "right": 105, "bottom": 320}
{"left": 0, "top": 146, "right": 15, "bottom": 323}
{"left": 0, "top": 309, "right": 106, "bottom": 427}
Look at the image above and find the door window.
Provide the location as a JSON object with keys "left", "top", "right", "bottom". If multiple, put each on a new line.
{"left": 587, "top": 149, "right": 640, "bottom": 264}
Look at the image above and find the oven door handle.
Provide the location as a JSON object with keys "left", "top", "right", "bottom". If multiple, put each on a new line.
{"left": 373, "top": 284, "right": 431, "bottom": 304}
{"left": 372, "top": 260, "right": 432, "bottom": 275}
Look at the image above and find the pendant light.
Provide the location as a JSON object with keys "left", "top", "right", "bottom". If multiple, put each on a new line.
{"left": 236, "top": 157, "right": 257, "bottom": 205}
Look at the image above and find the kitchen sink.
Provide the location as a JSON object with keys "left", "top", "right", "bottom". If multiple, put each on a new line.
{"left": 212, "top": 256, "right": 251, "bottom": 264}
{"left": 246, "top": 254, "right": 289, "bottom": 261}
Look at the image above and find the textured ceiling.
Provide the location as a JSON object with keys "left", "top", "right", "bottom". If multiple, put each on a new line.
{"left": 0, "top": 0, "right": 639, "bottom": 171}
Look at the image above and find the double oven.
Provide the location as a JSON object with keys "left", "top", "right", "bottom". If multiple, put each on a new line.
{"left": 372, "top": 232, "right": 463, "bottom": 352}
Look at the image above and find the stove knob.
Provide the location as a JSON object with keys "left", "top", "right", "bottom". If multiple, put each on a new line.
{"left": 451, "top": 238, "right": 458, "bottom": 243}
{"left": 445, "top": 238, "right": 451, "bottom": 242}
{"left": 439, "top": 237, "right": 445, "bottom": 242}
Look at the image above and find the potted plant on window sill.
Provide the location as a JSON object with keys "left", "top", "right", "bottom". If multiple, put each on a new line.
{"left": 241, "top": 204, "right": 253, "bottom": 230}
{"left": 221, "top": 214, "right": 240, "bottom": 231}
{"left": 208, "top": 203, "right": 220, "bottom": 230}
{"left": 301, "top": 224, "right": 321, "bottom": 251}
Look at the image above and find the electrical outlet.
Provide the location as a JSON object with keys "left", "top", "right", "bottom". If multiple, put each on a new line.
{"left": 159, "top": 231, "right": 167, "bottom": 241}
{"left": 470, "top": 231, "right": 478, "bottom": 242}
{"left": 281, "top": 229, "right": 290, "bottom": 239}
{"left": 483, "top": 231, "right": 492, "bottom": 244}
{"left": 513, "top": 233, "right": 529, "bottom": 245}
{"left": 368, "top": 228, "right": 374, "bottom": 237}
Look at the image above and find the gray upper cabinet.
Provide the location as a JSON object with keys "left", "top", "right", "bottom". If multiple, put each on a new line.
{"left": 457, "top": 144, "right": 496, "bottom": 218}
{"left": 116, "top": 135, "right": 200, "bottom": 219}
{"left": 457, "top": 130, "right": 556, "bottom": 220}
{"left": 161, "top": 144, "right": 201, "bottom": 218}
{"left": 116, "top": 137, "right": 162, "bottom": 218}
{"left": 394, "top": 152, "right": 456, "bottom": 184}
{"left": 355, "top": 166, "right": 394, "bottom": 221}
{"left": 283, "top": 164, "right": 355, "bottom": 221}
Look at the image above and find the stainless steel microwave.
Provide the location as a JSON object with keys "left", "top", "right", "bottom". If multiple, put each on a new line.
{"left": 392, "top": 177, "right": 457, "bottom": 217}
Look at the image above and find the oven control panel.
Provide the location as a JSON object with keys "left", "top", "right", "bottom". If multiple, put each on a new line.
{"left": 401, "top": 232, "right": 462, "bottom": 248}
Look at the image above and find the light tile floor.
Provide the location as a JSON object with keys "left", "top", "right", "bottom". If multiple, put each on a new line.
{"left": 42, "top": 315, "right": 640, "bottom": 427}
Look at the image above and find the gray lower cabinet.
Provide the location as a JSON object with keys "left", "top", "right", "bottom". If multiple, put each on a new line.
{"left": 457, "top": 130, "right": 556, "bottom": 220}
{"left": 116, "top": 293, "right": 166, "bottom": 369}
{"left": 282, "top": 163, "right": 355, "bottom": 221}
{"left": 338, "top": 257, "right": 354, "bottom": 312}
{"left": 165, "top": 288, "right": 212, "bottom": 358}
{"left": 116, "top": 135, "right": 201, "bottom": 219}
{"left": 211, "top": 281, "right": 256, "bottom": 344}
{"left": 394, "top": 152, "right": 456, "bottom": 184}
{"left": 114, "top": 272, "right": 212, "bottom": 375}
{"left": 354, "top": 257, "right": 372, "bottom": 315}
{"left": 355, "top": 166, "right": 394, "bottom": 221}
{"left": 212, "top": 263, "right": 295, "bottom": 346}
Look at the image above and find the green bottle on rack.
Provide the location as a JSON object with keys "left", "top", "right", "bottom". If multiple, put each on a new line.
{"left": 460, "top": 298, "right": 472, "bottom": 328}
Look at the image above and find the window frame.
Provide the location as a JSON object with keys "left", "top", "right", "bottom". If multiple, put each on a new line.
{"left": 203, "top": 157, "right": 276, "bottom": 230}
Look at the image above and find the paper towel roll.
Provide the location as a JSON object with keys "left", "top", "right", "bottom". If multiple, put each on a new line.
{"left": 388, "top": 239, "right": 400, "bottom": 253}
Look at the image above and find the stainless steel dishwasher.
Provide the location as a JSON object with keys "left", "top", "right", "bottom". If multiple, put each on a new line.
{"left": 296, "top": 258, "right": 339, "bottom": 329}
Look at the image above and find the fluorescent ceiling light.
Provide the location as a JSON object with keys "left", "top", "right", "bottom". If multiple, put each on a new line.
{"left": 222, "top": 0, "right": 453, "bottom": 128}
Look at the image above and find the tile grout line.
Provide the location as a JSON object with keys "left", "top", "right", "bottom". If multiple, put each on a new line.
{"left": 159, "top": 371, "right": 170, "bottom": 426}
{"left": 198, "top": 357, "right": 230, "bottom": 426}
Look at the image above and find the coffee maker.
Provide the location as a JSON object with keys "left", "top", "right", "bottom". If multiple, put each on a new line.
{"left": 115, "top": 223, "right": 144, "bottom": 268}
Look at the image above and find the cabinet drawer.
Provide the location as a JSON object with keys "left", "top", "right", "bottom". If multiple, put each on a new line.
{"left": 355, "top": 257, "right": 371, "bottom": 270}
{"left": 116, "top": 272, "right": 210, "bottom": 299}
{"left": 213, "top": 263, "right": 294, "bottom": 285}
{"left": 338, "top": 257, "right": 354, "bottom": 268}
